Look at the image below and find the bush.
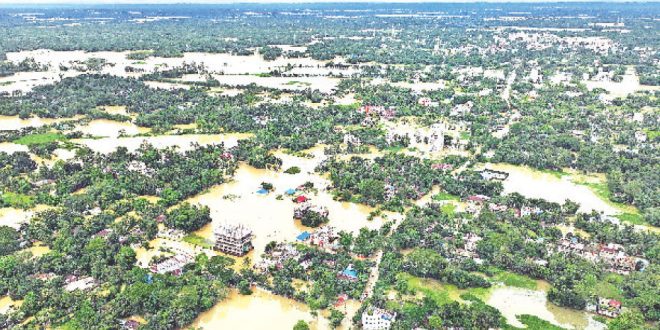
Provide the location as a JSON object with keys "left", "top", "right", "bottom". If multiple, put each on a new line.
{"left": 284, "top": 166, "right": 301, "bottom": 174}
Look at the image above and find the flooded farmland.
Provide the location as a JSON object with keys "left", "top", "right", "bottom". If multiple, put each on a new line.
{"left": 478, "top": 163, "right": 619, "bottom": 215}
{"left": 486, "top": 285, "right": 604, "bottom": 330}
{"left": 193, "top": 288, "right": 360, "bottom": 330}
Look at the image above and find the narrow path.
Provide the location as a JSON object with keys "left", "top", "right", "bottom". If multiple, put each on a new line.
{"left": 362, "top": 212, "right": 404, "bottom": 300}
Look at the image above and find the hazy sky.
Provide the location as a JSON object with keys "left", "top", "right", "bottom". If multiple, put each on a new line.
{"left": 0, "top": 0, "right": 649, "bottom": 4}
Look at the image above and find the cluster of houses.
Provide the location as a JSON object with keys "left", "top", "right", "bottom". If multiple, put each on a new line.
{"left": 385, "top": 122, "right": 445, "bottom": 152}
{"left": 254, "top": 242, "right": 301, "bottom": 272}
{"left": 454, "top": 232, "right": 483, "bottom": 264}
{"left": 361, "top": 306, "right": 397, "bottom": 330}
{"left": 417, "top": 97, "right": 438, "bottom": 107}
{"left": 358, "top": 105, "right": 396, "bottom": 126}
{"left": 296, "top": 226, "right": 340, "bottom": 252}
{"left": 502, "top": 31, "right": 614, "bottom": 54}
{"left": 119, "top": 319, "right": 142, "bottom": 330}
{"left": 214, "top": 223, "right": 254, "bottom": 256}
{"left": 478, "top": 169, "right": 509, "bottom": 181}
{"left": 343, "top": 133, "right": 362, "bottom": 148}
{"left": 586, "top": 297, "right": 623, "bottom": 318}
{"left": 553, "top": 238, "right": 648, "bottom": 275}
{"left": 93, "top": 227, "right": 145, "bottom": 245}
{"left": 450, "top": 101, "right": 474, "bottom": 117}
{"left": 64, "top": 275, "right": 98, "bottom": 292}
{"left": 431, "top": 163, "right": 453, "bottom": 171}
{"left": 465, "top": 195, "right": 543, "bottom": 218}
{"left": 294, "top": 202, "right": 329, "bottom": 219}
{"left": 149, "top": 253, "right": 194, "bottom": 276}
{"left": 157, "top": 228, "right": 185, "bottom": 241}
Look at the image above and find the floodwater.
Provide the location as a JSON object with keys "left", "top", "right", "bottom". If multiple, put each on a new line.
{"left": 480, "top": 163, "right": 618, "bottom": 215}
{"left": 193, "top": 288, "right": 359, "bottom": 330}
{"left": 369, "top": 78, "right": 446, "bottom": 92}
{"left": 72, "top": 133, "right": 251, "bottom": 154}
{"left": 74, "top": 119, "right": 151, "bottom": 138}
{"left": 182, "top": 74, "right": 340, "bottom": 94}
{"left": 3, "top": 48, "right": 356, "bottom": 94}
{"left": 0, "top": 115, "right": 83, "bottom": 130}
{"left": 0, "top": 142, "right": 29, "bottom": 154}
{"left": 0, "top": 296, "right": 23, "bottom": 315}
{"left": 5, "top": 48, "right": 340, "bottom": 78}
{"left": 187, "top": 150, "right": 380, "bottom": 262}
{"left": 26, "top": 242, "right": 51, "bottom": 257}
{"left": 0, "top": 205, "right": 51, "bottom": 229}
{"left": 584, "top": 66, "right": 660, "bottom": 98}
{"left": 486, "top": 285, "right": 604, "bottom": 330}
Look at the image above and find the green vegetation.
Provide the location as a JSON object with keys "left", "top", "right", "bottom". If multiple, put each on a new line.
{"left": 1, "top": 191, "right": 35, "bottom": 208}
{"left": 490, "top": 269, "right": 538, "bottom": 290}
{"left": 0, "top": 3, "right": 658, "bottom": 330}
{"left": 13, "top": 132, "right": 66, "bottom": 145}
{"left": 432, "top": 192, "right": 459, "bottom": 201}
{"left": 504, "top": 315, "right": 567, "bottom": 330}
{"left": 183, "top": 233, "right": 213, "bottom": 248}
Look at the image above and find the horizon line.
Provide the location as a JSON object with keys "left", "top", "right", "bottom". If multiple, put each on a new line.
{"left": 1, "top": 0, "right": 658, "bottom": 4}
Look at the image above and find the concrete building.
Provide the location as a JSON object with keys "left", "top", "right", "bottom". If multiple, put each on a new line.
{"left": 214, "top": 223, "right": 254, "bottom": 256}
{"left": 361, "top": 307, "right": 397, "bottom": 330}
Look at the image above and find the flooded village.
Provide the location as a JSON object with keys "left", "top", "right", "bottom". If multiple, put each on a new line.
{"left": 0, "top": 3, "right": 658, "bottom": 330}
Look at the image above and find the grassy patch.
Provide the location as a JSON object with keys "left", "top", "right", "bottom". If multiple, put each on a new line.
{"left": 646, "top": 130, "right": 659, "bottom": 140}
{"left": 432, "top": 192, "right": 459, "bottom": 201}
{"left": 441, "top": 203, "right": 456, "bottom": 216}
{"left": 399, "top": 273, "right": 455, "bottom": 306}
{"left": 576, "top": 273, "right": 624, "bottom": 301}
{"left": 491, "top": 269, "right": 538, "bottom": 290}
{"left": 1, "top": 192, "right": 35, "bottom": 209}
{"left": 537, "top": 167, "right": 568, "bottom": 179}
{"left": 383, "top": 145, "right": 405, "bottom": 153}
{"left": 182, "top": 233, "right": 213, "bottom": 249}
{"left": 615, "top": 213, "right": 646, "bottom": 226}
{"left": 503, "top": 315, "right": 567, "bottom": 330}
{"left": 285, "top": 80, "right": 312, "bottom": 86}
{"left": 572, "top": 180, "right": 645, "bottom": 224}
{"left": 14, "top": 132, "right": 67, "bottom": 145}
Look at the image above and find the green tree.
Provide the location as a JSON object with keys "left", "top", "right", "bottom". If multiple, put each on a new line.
{"left": 0, "top": 226, "right": 20, "bottom": 255}
{"left": 608, "top": 310, "right": 645, "bottom": 330}
{"left": 293, "top": 320, "right": 310, "bottom": 330}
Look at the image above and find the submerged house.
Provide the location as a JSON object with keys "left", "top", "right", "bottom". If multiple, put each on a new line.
{"left": 478, "top": 169, "right": 509, "bottom": 181}
{"left": 150, "top": 254, "right": 193, "bottom": 276}
{"left": 593, "top": 298, "right": 622, "bottom": 318}
{"left": 214, "top": 223, "right": 254, "bottom": 256}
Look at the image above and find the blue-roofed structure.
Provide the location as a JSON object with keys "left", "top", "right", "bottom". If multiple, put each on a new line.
{"left": 256, "top": 188, "right": 269, "bottom": 195}
{"left": 285, "top": 188, "right": 296, "bottom": 195}
{"left": 296, "top": 231, "right": 311, "bottom": 241}
{"left": 340, "top": 265, "right": 358, "bottom": 280}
